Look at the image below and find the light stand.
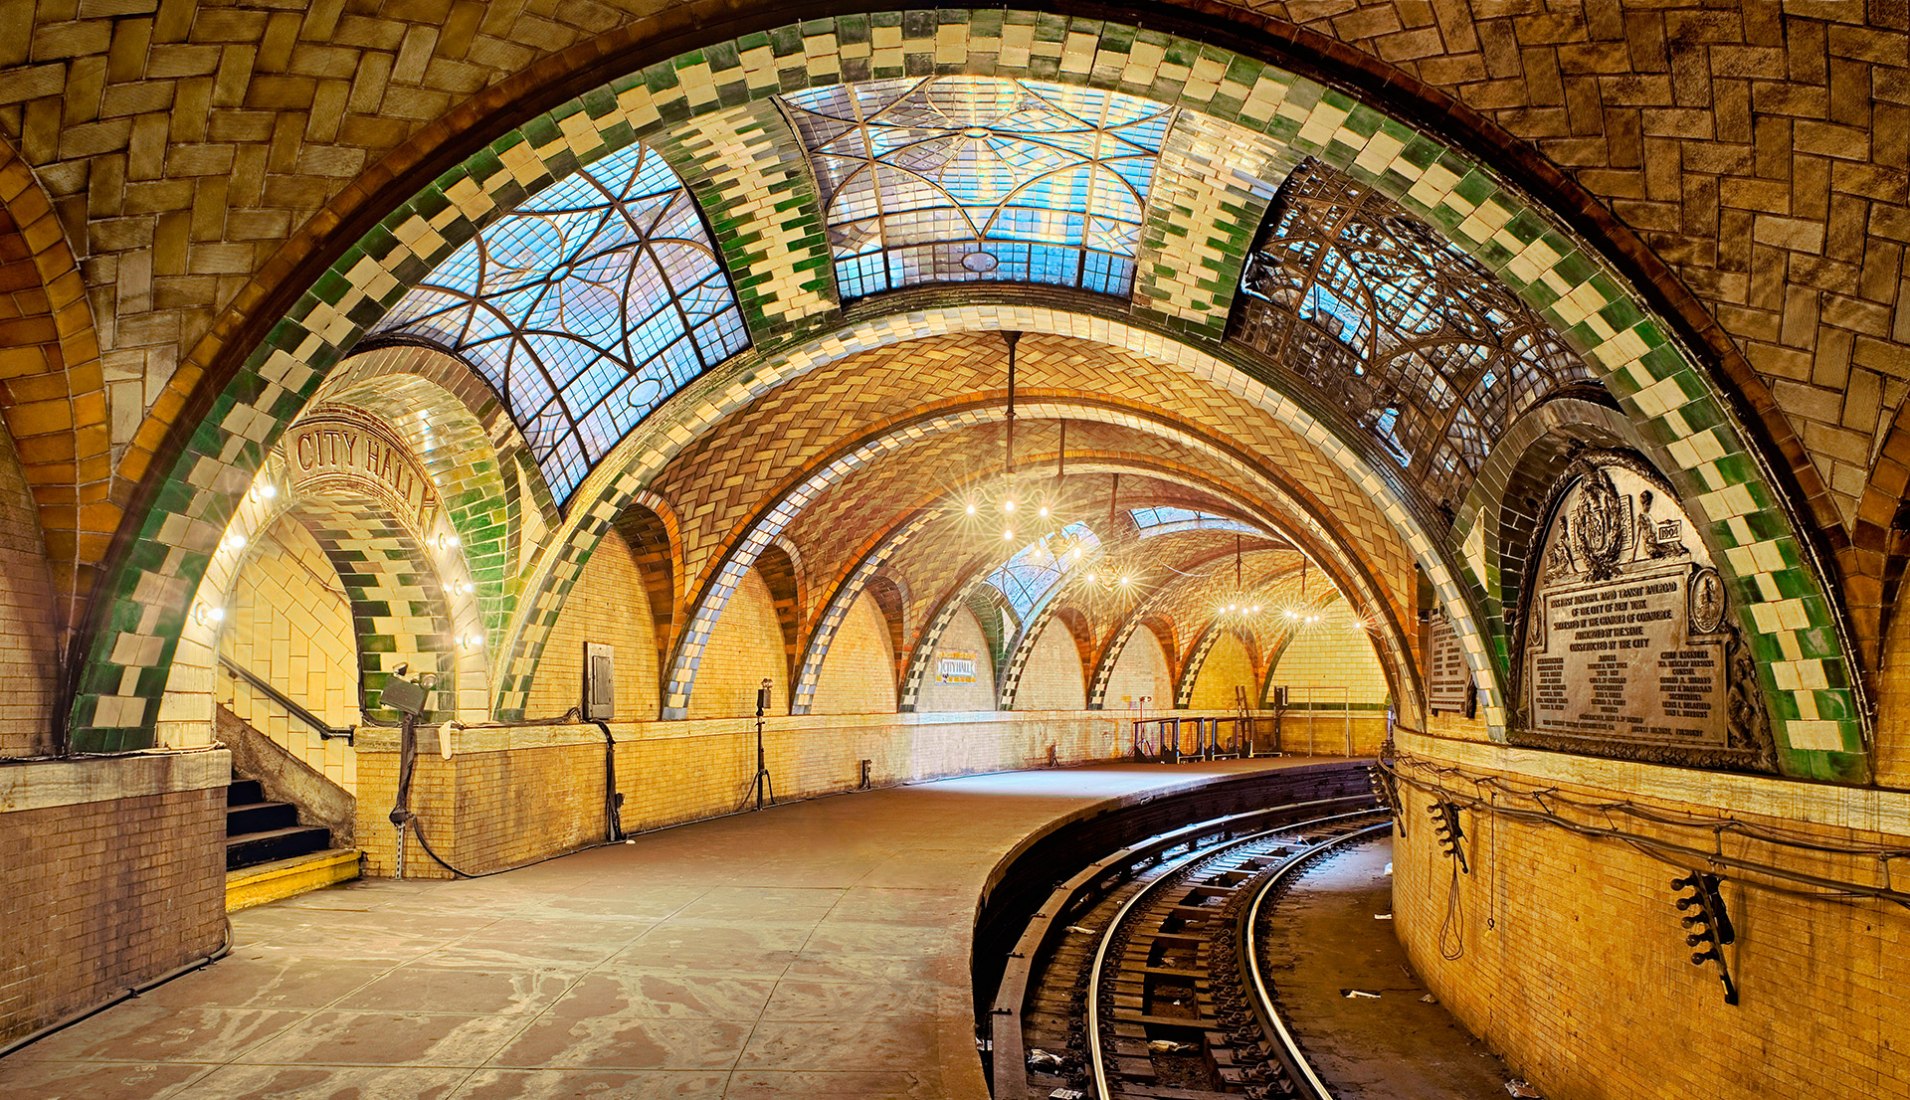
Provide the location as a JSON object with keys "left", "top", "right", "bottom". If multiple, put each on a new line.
{"left": 752, "top": 678, "right": 775, "bottom": 811}
{"left": 381, "top": 665, "right": 435, "bottom": 880}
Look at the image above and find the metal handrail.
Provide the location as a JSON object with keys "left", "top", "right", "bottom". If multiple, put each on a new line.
{"left": 218, "top": 654, "right": 355, "bottom": 743}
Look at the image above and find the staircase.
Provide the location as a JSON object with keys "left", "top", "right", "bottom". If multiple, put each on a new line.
{"left": 225, "top": 777, "right": 333, "bottom": 871}
{"left": 223, "top": 769, "right": 360, "bottom": 910}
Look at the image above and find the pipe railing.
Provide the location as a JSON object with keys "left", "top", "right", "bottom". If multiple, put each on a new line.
{"left": 217, "top": 654, "right": 355, "bottom": 743}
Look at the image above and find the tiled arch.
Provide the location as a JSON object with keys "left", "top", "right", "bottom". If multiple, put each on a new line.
{"left": 317, "top": 346, "right": 527, "bottom": 642}
{"left": 1084, "top": 552, "right": 1295, "bottom": 709}
{"left": 800, "top": 460, "right": 1297, "bottom": 717}
{"left": 0, "top": 139, "right": 111, "bottom": 626}
{"left": 1450, "top": 397, "right": 1641, "bottom": 678}
{"left": 74, "top": 14, "right": 1864, "bottom": 781}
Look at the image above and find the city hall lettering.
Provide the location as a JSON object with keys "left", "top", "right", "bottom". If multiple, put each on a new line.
{"left": 287, "top": 411, "right": 438, "bottom": 527}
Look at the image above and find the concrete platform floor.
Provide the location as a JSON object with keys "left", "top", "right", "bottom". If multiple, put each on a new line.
{"left": 2, "top": 757, "right": 1310, "bottom": 1100}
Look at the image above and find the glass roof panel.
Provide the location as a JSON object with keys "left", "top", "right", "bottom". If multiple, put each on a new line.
{"left": 1128, "top": 506, "right": 1261, "bottom": 539}
{"left": 781, "top": 77, "right": 1174, "bottom": 300}
{"left": 373, "top": 141, "right": 749, "bottom": 505}
{"left": 1230, "top": 160, "right": 1598, "bottom": 510}
{"left": 986, "top": 522, "right": 1102, "bottom": 621}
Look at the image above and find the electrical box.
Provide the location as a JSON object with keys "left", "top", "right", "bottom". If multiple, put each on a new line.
{"left": 584, "top": 642, "right": 615, "bottom": 720}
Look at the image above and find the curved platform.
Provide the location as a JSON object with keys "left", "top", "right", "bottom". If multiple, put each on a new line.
{"left": 1, "top": 757, "right": 1339, "bottom": 1100}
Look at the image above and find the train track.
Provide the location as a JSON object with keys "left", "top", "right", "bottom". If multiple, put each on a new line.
{"left": 992, "top": 796, "right": 1389, "bottom": 1100}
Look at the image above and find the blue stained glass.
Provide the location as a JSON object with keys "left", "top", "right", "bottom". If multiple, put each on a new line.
{"left": 373, "top": 141, "right": 749, "bottom": 505}
{"left": 781, "top": 77, "right": 1174, "bottom": 299}
{"left": 986, "top": 522, "right": 1102, "bottom": 621}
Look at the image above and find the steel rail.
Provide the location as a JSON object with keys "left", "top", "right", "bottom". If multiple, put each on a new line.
{"left": 1241, "top": 821, "right": 1394, "bottom": 1100}
{"left": 1084, "top": 809, "right": 1383, "bottom": 1100}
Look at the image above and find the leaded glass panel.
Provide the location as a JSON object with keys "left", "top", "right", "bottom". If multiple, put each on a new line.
{"left": 374, "top": 142, "right": 748, "bottom": 505}
{"left": 987, "top": 522, "right": 1102, "bottom": 621}
{"left": 1230, "top": 162, "right": 1598, "bottom": 510}
{"left": 1128, "top": 506, "right": 1260, "bottom": 538}
{"left": 780, "top": 78, "right": 1173, "bottom": 299}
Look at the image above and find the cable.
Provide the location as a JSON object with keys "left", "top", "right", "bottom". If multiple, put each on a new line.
{"left": 1384, "top": 755, "right": 1910, "bottom": 911}
{"left": 1439, "top": 855, "right": 1465, "bottom": 960}
{"left": 0, "top": 916, "right": 233, "bottom": 1060}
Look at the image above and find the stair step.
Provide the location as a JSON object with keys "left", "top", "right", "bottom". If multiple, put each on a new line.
{"left": 226, "top": 779, "right": 264, "bottom": 805}
{"left": 227, "top": 848, "right": 361, "bottom": 913}
{"left": 225, "top": 800, "right": 299, "bottom": 836}
{"left": 226, "top": 825, "right": 331, "bottom": 872}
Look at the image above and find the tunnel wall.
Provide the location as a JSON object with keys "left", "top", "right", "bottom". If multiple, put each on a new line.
{"left": 1390, "top": 727, "right": 1910, "bottom": 1099}
{"left": 809, "top": 590, "right": 900, "bottom": 715}
{"left": 916, "top": 607, "right": 998, "bottom": 713}
{"left": 524, "top": 528, "right": 661, "bottom": 720}
{"left": 1190, "top": 632, "right": 1256, "bottom": 710}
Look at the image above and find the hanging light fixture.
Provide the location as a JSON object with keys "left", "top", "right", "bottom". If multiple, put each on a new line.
{"left": 1000, "top": 331, "right": 1021, "bottom": 531}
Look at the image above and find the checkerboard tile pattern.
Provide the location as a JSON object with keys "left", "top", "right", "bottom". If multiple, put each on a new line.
{"left": 71, "top": 13, "right": 1862, "bottom": 780}
{"left": 1132, "top": 111, "right": 1296, "bottom": 334}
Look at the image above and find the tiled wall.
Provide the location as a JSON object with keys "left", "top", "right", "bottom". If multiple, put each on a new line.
{"left": 1393, "top": 732, "right": 1910, "bottom": 1099}
{"left": 524, "top": 529, "right": 661, "bottom": 721}
{"left": 808, "top": 590, "right": 897, "bottom": 716}
{"left": 915, "top": 607, "right": 997, "bottom": 714}
{"left": 1016, "top": 620, "right": 1088, "bottom": 711}
{"left": 0, "top": 752, "right": 229, "bottom": 1043}
{"left": 1268, "top": 601, "right": 1392, "bottom": 708}
{"left": 1103, "top": 627, "right": 1171, "bottom": 711}
{"left": 1189, "top": 631, "right": 1256, "bottom": 710}
{"left": 687, "top": 567, "right": 789, "bottom": 720}
{"left": 216, "top": 515, "right": 357, "bottom": 791}
{"left": 0, "top": 420, "right": 57, "bottom": 759}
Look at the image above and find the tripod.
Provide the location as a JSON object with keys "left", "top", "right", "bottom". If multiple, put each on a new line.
{"left": 752, "top": 678, "right": 775, "bottom": 811}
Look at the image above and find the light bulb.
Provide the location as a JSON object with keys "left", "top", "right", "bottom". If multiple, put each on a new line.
{"left": 1002, "top": 499, "right": 1016, "bottom": 514}
{"left": 1003, "top": 529, "right": 1015, "bottom": 541}
{"left": 965, "top": 503, "right": 977, "bottom": 516}
{"left": 1119, "top": 575, "right": 1131, "bottom": 586}
{"left": 258, "top": 482, "right": 277, "bottom": 500}
{"left": 223, "top": 533, "right": 246, "bottom": 551}
{"left": 1038, "top": 506, "right": 1050, "bottom": 519}
{"left": 1250, "top": 605, "right": 1262, "bottom": 614}
{"left": 1285, "top": 609, "right": 1299, "bottom": 620}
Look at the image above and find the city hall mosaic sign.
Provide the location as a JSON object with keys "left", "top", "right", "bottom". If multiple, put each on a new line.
{"left": 285, "top": 407, "right": 440, "bottom": 530}
{"left": 1511, "top": 452, "right": 1774, "bottom": 771}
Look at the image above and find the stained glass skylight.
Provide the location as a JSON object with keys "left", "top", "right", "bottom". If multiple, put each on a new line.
{"left": 987, "top": 522, "right": 1101, "bottom": 621}
{"left": 1230, "top": 161, "right": 1597, "bottom": 510}
{"left": 1128, "top": 506, "right": 1261, "bottom": 538}
{"left": 373, "top": 141, "right": 748, "bottom": 505}
{"left": 780, "top": 77, "right": 1174, "bottom": 299}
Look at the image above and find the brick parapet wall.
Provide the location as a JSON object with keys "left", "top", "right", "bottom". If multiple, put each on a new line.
{"left": 349, "top": 711, "right": 1246, "bottom": 879}
{"left": 1391, "top": 729, "right": 1910, "bottom": 1098}
{"left": 0, "top": 749, "right": 228, "bottom": 1044}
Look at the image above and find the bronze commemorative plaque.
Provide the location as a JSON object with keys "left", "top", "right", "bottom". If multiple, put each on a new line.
{"left": 1509, "top": 451, "right": 1774, "bottom": 772}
